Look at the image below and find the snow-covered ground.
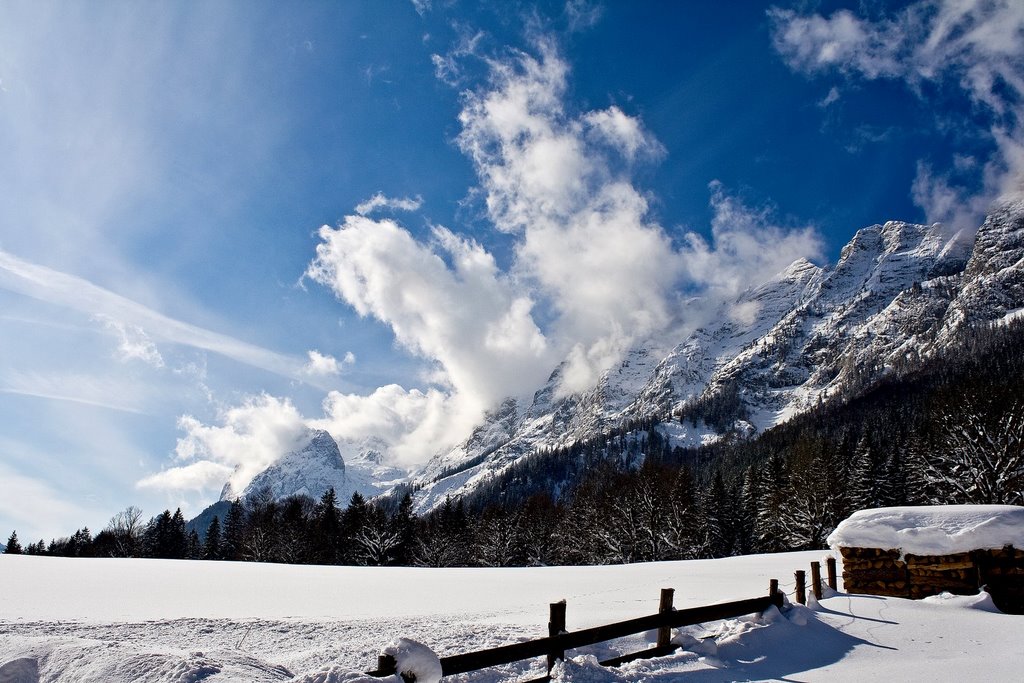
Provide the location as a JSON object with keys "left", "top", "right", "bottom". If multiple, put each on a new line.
{"left": 2, "top": 551, "right": 1022, "bottom": 681}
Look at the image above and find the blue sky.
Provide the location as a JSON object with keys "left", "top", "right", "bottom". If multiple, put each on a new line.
{"left": 2, "top": 0, "right": 1022, "bottom": 542}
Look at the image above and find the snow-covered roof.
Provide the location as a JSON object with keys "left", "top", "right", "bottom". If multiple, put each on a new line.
{"left": 827, "top": 505, "right": 1024, "bottom": 556}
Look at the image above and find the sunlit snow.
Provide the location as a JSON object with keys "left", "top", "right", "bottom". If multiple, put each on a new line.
{"left": 3, "top": 550, "right": 1022, "bottom": 681}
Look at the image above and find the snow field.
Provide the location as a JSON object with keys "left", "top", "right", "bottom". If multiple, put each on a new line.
{"left": 2, "top": 550, "right": 1023, "bottom": 681}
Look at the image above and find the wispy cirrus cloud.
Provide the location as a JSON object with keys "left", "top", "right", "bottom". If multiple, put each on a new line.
{"left": 0, "top": 370, "right": 150, "bottom": 415}
{"left": 0, "top": 249, "right": 321, "bottom": 385}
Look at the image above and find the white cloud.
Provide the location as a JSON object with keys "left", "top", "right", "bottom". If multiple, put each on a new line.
{"left": 142, "top": 394, "right": 309, "bottom": 496}
{"left": 683, "top": 182, "right": 824, "bottom": 304}
{"left": 136, "top": 460, "right": 233, "bottom": 493}
{"left": 818, "top": 86, "right": 840, "bottom": 108}
{"left": 565, "top": 0, "right": 604, "bottom": 32}
{"left": 456, "top": 38, "right": 683, "bottom": 393}
{"left": 584, "top": 106, "right": 665, "bottom": 163}
{"left": 354, "top": 192, "right": 424, "bottom": 216}
{"left": 312, "top": 384, "right": 455, "bottom": 467}
{"left": 307, "top": 216, "right": 553, "bottom": 417}
{"left": 770, "top": 0, "right": 1024, "bottom": 233}
{"left": 96, "top": 314, "right": 164, "bottom": 367}
{"left": 431, "top": 30, "right": 485, "bottom": 86}
{"left": 0, "top": 370, "right": 150, "bottom": 415}
{"left": 410, "top": 0, "right": 431, "bottom": 17}
{"left": 303, "top": 349, "right": 353, "bottom": 377}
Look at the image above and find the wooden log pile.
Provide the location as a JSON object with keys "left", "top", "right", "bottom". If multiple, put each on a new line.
{"left": 974, "top": 546, "right": 1024, "bottom": 614}
{"left": 839, "top": 547, "right": 909, "bottom": 596}
{"left": 839, "top": 545, "right": 1024, "bottom": 613}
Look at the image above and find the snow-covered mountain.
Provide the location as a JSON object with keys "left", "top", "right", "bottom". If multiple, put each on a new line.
{"left": 218, "top": 201, "right": 1024, "bottom": 515}
{"left": 216, "top": 429, "right": 405, "bottom": 506}
{"left": 411, "top": 200, "right": 1024, "bottom": 511}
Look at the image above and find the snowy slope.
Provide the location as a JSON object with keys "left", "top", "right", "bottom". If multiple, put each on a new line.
{"left": 412, "top": 208, "right": 1008, "bottom": 510}
{"left": 3, "top": 551, "right": 1023, "bottom": 682}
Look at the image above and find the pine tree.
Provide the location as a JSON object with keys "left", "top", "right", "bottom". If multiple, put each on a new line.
{"left": 221, "top": 500, "right": 246, "bottom": 561}
{"left": 203, "top": 516, "right": 222, "bottom": 560}
{"left": 664, "top": 465, "right": 698, "bottom": 559}
{"left": 4, "top": 531, "right": 22, "bottom": 554}
{"left": 922, "top": 398, "right": 1024, "bottom": 504}
{"left": 473, "top": 507, "right": 523, "bottom": 567}
{"left": 170, "top": 509, "right": 188, "bottom": 559}
{"left": 276, "top": 494, "right": 314, "bottom": 564}
{"left": 341, "top": 492, "right": 368, "bottom": 564}
{"left": 312, "top": 488, "right": 343, "bottom": 564}
{"left": 391, "top": 493, "right": 417, "bottom": 566}
{"left": 847, "top": 435, "right": 878, "bottom": 510}
{"left": 186, "top": 529, "right": 201, "bottom": 559}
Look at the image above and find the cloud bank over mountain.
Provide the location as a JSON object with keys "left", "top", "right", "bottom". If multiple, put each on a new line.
{"left": 147, "top": 35, "right": 823, "bottom": 494}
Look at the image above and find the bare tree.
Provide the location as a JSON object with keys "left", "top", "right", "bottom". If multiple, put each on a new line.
{"left": 356, "top": 510, "right": 402, "bottom": 566}
{"left": 923, "top": 399, "right": 1024, "bottom": 505}
{"left": 105, "top": 505, "right": 144, "bottom": 557}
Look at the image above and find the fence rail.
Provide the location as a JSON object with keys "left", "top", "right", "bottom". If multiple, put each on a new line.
{"left": 368, "top": 581, "right": 784, "bottom": 681}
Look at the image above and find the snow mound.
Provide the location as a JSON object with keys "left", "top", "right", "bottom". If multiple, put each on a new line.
{"left": 827, "top": 505, "right": 1024, "bottom": 556}
{"left": 291, "top": 667, "right": 381, "bottom": 683}
{"left": 382, "top": 637, "right": 442, "bottom": 683}
{"left": 921, "top": 591, "right": 1002, "bottom": 613}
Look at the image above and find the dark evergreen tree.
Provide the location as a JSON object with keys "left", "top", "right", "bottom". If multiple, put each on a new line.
{"left": 170, "top": 509, "right": 188, "bottom": 559}
{"left": 391, "top": 493, "right": 417, "bottom": 566}
{"left": 276, "top": 494, "right": 314, "bottom": 564}
{"left": 186, "top": 529, "right": 202, "bottom": 559}
{"left": 203, "top": 516, "right": 222, "bottom": 560}
{"left": 221, "top": 499, "right": 246, "bottom": 561}
{"left": 341, "top": 492, "right": 368, "bottom": 564}
{"left": 4, "top": 531, "right": 22, "bottom": 554}
{"left": 312, "top": 488, "right": 343, "bottom": 564}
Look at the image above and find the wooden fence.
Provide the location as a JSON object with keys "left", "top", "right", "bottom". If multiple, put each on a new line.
{"left": 367, "top": 581, "right": 785, "bottom": 682}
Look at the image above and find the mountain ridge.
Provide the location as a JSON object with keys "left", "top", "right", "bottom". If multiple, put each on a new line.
{"left": 210, "top": 200, "right": 1024, "bottom": 518}
{"left": 410, "top": 200, "right": 1024, "bottom": 511}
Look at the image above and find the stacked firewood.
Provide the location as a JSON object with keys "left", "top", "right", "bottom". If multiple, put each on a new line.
{"left": 839, "top": 547, "right": 909, "bottom": 596}
{"left": 903, "top": 552, "right": 976, "bottom": 599}
{"left": 975, "top": 546, "right": 1024, "bottom": 614}
{"left": 839, "top": 545, "right": 1024, "bottom": 614}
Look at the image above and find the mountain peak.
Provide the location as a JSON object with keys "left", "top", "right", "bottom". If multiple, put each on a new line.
{"left": 227, "top": 429, "right": 347, "bottom": 502}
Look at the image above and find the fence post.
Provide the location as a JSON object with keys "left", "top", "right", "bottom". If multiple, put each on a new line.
{"left": 795, "top": 570, "right": 806, "bottom": 605}
{"left": 547, "top": 600, "right": 567, "bottom": 673}
{"left": 376, "top": 655, "right": 397, "bottom": 676}
{"left": 657, "top": 588, "right": 675, "bottom": 648}
{"left": 811, "top": 561, "right": 823, "bottom": 601}
{"left": 769, "top": 579, "right": 781, "bottom": 608}
{"left": 826, "top": 556, "right": 837, "bottom": 590}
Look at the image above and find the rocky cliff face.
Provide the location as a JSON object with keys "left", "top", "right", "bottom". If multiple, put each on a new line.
{"left": 412, "top": 201, "right": 1024, "bottom": 512}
